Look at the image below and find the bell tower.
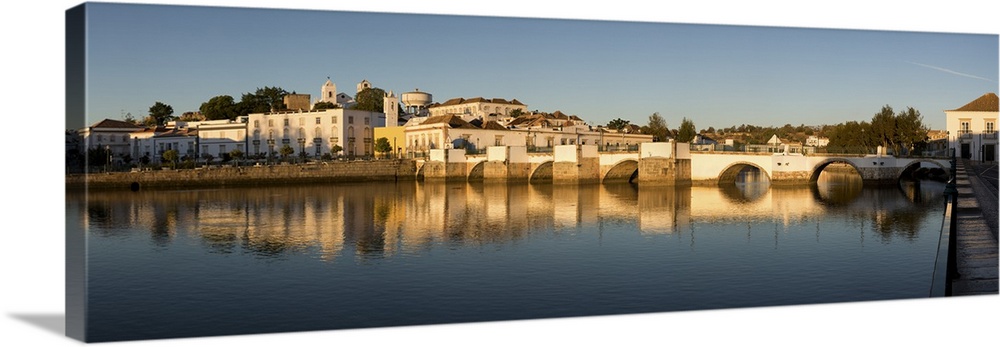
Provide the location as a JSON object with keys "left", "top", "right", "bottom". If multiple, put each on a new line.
{"left": 384, "top": 90, "right": 399, "bottom": 126}
{"left": 320, "top": 78, "right": 337, "bottom": 103}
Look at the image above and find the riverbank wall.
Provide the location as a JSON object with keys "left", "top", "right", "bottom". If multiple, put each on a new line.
{"left": 67, "top": 159, "right": 417, "bottom": 190}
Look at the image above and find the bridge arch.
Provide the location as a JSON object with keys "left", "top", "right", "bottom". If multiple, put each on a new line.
{"left": 718, "top": 161, "right": 770, "bottom": 185}
{"left": 810, "top": 158, "right": 863, "bottom": 183}
{"left": 603, "top": 159, "right": 639, "bottom": 184}
{"left": 468, "top": 161, "right": 486, "bottom": 181}
{"left": 898, "top": 159, "right": 949, "bottom": 181}
{"left": 530, "top": 161, "right": 553, "bottom": 183}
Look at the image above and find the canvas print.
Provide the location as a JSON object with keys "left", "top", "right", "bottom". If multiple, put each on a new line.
{"left": 65, "top": 2, "right": 999, "bottom": 343}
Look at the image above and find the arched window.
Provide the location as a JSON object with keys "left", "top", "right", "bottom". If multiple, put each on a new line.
{"left": 254, "top": 129, "right": 260, "bottom": 140}
{"left": 283, "top": 127, "right": 289, "bottom": 139}
{"left": 314, "top": 127, "right": 322, "bottom": 137}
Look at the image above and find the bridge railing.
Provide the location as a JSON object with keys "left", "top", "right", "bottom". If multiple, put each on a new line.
{"left": 930, "top": 156, "right": 959, "bottom": 297}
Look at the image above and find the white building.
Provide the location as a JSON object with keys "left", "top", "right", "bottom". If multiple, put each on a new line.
{"left": 805, "top": 135, "right": 830, "bottom": 147}
{"left": 946, "top": 92, "right": 998, "bottom": 161}
{"left": 403, "top": 115, "right": 653, "bottom": 156}
{"left": 427, "top": 97, "right": 528, "bottom": 122}
{"left": 172, "top": 118, "right": 248, "bottom": 160}
{"left": 246, "top": 108, "right": 386, "bottom": 159}
{"left": 78, "top": 119, "right": 144, "bottom": 158}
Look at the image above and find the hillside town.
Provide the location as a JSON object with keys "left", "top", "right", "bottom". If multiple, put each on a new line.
{"left": 66, "top": 78, "right": 998, "bottom": 172}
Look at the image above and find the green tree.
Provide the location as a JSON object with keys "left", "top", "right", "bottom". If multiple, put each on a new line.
{"left": 279, "top": 144, "right": 294, "bottom": 160}
{"left": 162, "top": 149, "right": 179, "bottom": 169}
{"left": 676, "top": 117, "right": 697, "bottom": 142}
{"left": 148, "top": 101, "right": 175, "bottom": 126}
{"left": 200, "top": 95, "right": 239, "bottom": 120}
{"left": 607, "top": 118, "right": 630, "bottom": 131}
{"left": 237, "top": 86, "right": 289, "bottom": 115}
{"left": 646, "top": 112, "right": 669, "bottom": 142}
{"left": 229, "top": 149, "right": 244, "bottom": 162}
{"left": 178, "top": 111, "right": 205, "bottom": 121}
{"left": 351, "top": 87, "right": 386, "bottom": 112}
{"left": 122, "top": 112, "right": 137, "bottom": 125}
{"left": 869, "top": 105, "right": 898, "bottom": 152}
{"left": 509, "top": 109, "right": 524, "bottom": 118}
{"left": 313, "top": 101, "right": 339, "bottom": 110}
{"left": 86, "top": 147, "right": 109, "bottom": 168}
{"left": 374, "top": 137, "right": 392, "bottom": 156}
{"left": 330, "top": 144, "right": 343, "bottom": 158}
{"left": 893, "top": 107, "right": 928, "bottom": 155}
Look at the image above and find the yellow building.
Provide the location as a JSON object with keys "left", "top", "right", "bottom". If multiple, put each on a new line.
{"left": 373, "top": 126, "right": 406, "bottom": 158}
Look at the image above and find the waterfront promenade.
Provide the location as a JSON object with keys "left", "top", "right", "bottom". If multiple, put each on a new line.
{"left": 950, "top": 159, "right": 999, "bottom": 295}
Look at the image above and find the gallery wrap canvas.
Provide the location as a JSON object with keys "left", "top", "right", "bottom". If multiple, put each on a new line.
{"left": 63, "top": 1, "right": 999, "bottom": 345}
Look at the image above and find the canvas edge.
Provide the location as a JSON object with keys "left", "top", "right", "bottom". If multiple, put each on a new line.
{"left": 65, "top": 2, "right": 88, "bottom": 342}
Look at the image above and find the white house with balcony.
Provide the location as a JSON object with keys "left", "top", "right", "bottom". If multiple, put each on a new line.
{"left": 946, "top": 92, "right": 998, "bottom": 161}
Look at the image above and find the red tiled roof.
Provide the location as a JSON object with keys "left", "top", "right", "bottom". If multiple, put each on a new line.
{"left": 420, "top": 115, "right": 478, "bottom": 129}
{"left": 482, "top": 120, "right": 508, "bottom": 131}
{"left": 90, "top": 118, "right": 143, "bottom": 129}
{"left": 949, "top": 93, "right": 998, "bottom": 112}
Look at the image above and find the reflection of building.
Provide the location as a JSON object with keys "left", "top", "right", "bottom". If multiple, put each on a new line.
{"left": 946, "top": 92, "right": 998, "bottom": 161}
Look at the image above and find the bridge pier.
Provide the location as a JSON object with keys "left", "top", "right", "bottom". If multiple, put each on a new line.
{"left": 553, "top": 145, "right": 600, "bottom": 184}
{"left": 482, "top": 146, "right": 530, "bottom": 181}
{"left": 636, "top": 142, "right": 691, "bottom": 186}
{"left": 421, "top": 149, "right": 467, "bottom": 181}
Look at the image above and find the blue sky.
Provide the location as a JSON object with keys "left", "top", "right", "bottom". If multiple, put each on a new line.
{"left": 81, "top": 2, "right": 997, "bottom": 131}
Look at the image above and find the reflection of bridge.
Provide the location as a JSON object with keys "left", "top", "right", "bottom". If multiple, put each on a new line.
{"left": 416, "top": 142, "right": 950, "bottom": 185}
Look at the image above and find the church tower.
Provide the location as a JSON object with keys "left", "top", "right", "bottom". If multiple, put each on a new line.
{"left": 384, "top": 90, "right": 399, "bottom": 127}
{"left": 357, "top": 79, "right": 372, "bottom": 93}
{"left": 320, "top": 78, "right": 337, "bottom": 104}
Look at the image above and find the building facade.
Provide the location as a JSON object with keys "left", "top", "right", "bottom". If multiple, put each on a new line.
{"left": 78, "top": 119, "right": 144, "bottom": 158}
{"left": 427, "top": 97, "right": 528, "bottom": 122}
{"left": 246, "top": 108, "right": 386, "bottom": 159}
{"left": 946, "top": 93, "right": 998, "bottom": 161}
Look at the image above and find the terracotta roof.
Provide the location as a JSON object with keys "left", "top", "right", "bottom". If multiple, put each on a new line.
{"left": 429, "top": 96, "right": 525, "bottom": 108}
{"left": 482, "top": 120, "right": 509, "bottom": 131}
{"left": 154, "top": 128, "right": 198, "bottom": 138}
{"left": 420, "top": 115, "right": 478, "bottom": 129}
{"left": 949, "top": 93, "right": 998, "bottom": 112}
{"left": 90, "top": 119, "right": 143, "bottom": 129}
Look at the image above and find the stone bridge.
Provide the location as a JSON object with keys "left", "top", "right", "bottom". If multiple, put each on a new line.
{"left": 416, "top": 142, "right": 950, "bottom": 185}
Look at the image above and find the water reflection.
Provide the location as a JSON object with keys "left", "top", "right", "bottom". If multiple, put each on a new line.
{"left": 72, "top": 171, "right": 945, "bottom": 263}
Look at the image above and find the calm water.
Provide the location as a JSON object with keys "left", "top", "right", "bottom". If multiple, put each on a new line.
{"left": 69, "top": 172, "right": 946, "bottom": 342}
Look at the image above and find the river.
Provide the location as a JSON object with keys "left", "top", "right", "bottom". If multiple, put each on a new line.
{"left": 67, "top": 171, "right": 946, "bottom": 342}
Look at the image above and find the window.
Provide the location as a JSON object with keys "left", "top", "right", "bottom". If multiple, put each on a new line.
{"left": 364, "top": 117, "right": 369, "bottom": 125}
{"left": 202, "top": 145, "right": 208, "bottom": 153}
{"left": 495, "top": 135, "right": 503, "bottom": 146}
{"left": 283, "top": 119, "right": 289, "bottom": 126}
{"left": 316, "top": 117, "right": 321, "bottom": 124}
{"left": 349, "top": 116, "right": 354, "bottom": 124}
{"left": 987, "top": 121, "right": 996, "bottom": 133}
{"left": 268, "top": 119, "right": 274, "bottom": 127}
{"left": 960, "top": 120, "right": 971, "bottom": 135}
{"left": 122, "top": 135, "right": 128, "bottom": 142}
{"left": 299, "top": 117, "right": 304, "bottom": 126}
{"left": 331, "top": 116, "right": 338, "bottom": 123}
{"left": 219, "top": 144, "right": 226, "bottom": 153}
{"left": 97, "top": 135, "right": 103, "bottom": 142}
